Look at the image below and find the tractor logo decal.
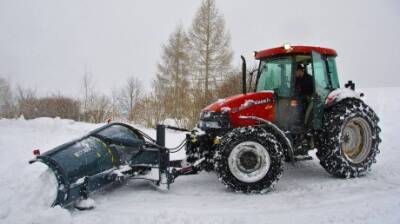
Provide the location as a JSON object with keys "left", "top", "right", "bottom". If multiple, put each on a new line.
{"left": 238, "top": 99, "right": 272, "bottom": 111}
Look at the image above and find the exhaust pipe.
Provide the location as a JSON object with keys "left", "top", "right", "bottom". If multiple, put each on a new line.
{"left": 241, "top": 55, "right": 247, "bottom": 95}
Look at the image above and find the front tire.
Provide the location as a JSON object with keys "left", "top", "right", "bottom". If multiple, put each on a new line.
{"left": 317, "top": 98, "right": 381, "bottom": 178}
{"left": 215, "top": 126, "right": 284, "bottom": 193}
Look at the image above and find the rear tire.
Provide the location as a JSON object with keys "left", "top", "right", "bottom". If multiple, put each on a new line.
{"left": 317, "top": 98, "right": 381, "bottom": 178}
{"left": 215, "top": 126, "right": 284, "bottom": 193}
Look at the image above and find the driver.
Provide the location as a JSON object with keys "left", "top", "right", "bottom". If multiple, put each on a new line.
{"left": 294, "top": 64, "right": 314, "bottom": 127}
{"left": 294, "top": 64, "right": 313, "bottom": 97}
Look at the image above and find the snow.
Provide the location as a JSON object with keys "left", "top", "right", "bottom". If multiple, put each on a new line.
{"left": 74, "top": 198, "right": 96, "bottom": 210}
{"left": 217, "top": 99, "right": 225, "bottom": 104}
{"left": 325, "top": 88, "right": 362, "bottom": 105}
{"left": 220, "top": 107, "right": 231, "bottom": 112}
{"left": 1, "top": 88, "right": 400, "bottom": 224}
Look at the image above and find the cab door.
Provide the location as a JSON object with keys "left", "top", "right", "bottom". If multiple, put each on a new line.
{"left": 311, "top": 51, "right": 331, "bottom": 129}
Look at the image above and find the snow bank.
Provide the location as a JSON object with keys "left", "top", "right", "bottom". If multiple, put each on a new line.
{"left": 0, "top": 118, "right": 99, "bottom": 224}
{"left": 0, "top": 88, "right": 399, "bottom": 224}
{"left": 0, "top": 163, "right": 71, "bottom": 224}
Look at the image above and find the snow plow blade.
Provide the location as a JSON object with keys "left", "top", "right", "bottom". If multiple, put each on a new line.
{"left": 29, "top": 123, "right": 173, "bottom": 208}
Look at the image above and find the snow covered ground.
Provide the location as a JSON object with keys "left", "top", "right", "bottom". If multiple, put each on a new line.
{"left": 0, "top": 87, "right": 399, "bottom": 224}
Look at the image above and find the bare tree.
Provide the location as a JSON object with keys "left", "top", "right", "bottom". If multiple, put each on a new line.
{"left": 15, "top": 86, "right": 37, "bottom": 119}
{"left": 32, "top": 94, "right": 80, "bottom": 120}
{"left": 87, "top": 94, "right": 111, "bottom": 123}
{"left": 81, "top": 72, "right": 95, "bottom": 121}
{"left": 214, "top": 69, "right": 242, "bottom": 98}
{"left": 118, "top": 76, "right": 142, "bottom": 121}
{"left": 110, "top": 88, "right": 121, "bottom": 121}
{"left": 0, "top": 77, "right": 15, "bottom": 118}
{"left": 130, "top": 93, "right": 165, "bottom": 128}
{"left": 154, "top": 25, "right": 192, "bottom": 126}
{"left": 189, "top": 0, "right": 233, "bottom": 102}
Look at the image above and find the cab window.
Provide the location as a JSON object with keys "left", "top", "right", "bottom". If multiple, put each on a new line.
{"left": 256, "top": 57, "right": 293, "bottom": 97}
{"left": 327, "top": 56, "right": 340, "bottom": 89}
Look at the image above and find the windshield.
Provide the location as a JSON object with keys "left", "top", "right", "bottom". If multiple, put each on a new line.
{"left": 256, "top": 57, "right": 293, "bottom": 97}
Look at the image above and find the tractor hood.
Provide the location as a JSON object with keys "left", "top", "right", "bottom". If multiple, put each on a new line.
{"left": 200, "top": 91, "right": 275, "bottom": 129}
{"left": 202, "top": 91, "right": 275, "bottom": 114}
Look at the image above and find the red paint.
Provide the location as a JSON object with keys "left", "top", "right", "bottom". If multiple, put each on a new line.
{"left": 202, "top": 92, "right": 275, "bottom": 128}
{"left": 255, "top": 45, "right": 337, "bottom": 59}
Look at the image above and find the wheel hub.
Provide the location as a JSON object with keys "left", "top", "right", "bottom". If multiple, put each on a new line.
{"left": 340, "top": 117, "right": 372, "bottom": 164}
{"left": 228, "top": 141, "right": 271, "bottom": 183}
{"left": 238, "top": 151, "right": 260, "bottom": 172}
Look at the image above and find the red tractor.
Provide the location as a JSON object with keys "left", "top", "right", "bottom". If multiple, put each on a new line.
{"left": 30, "top": 45, "right": 382, "bottom": 208}
{"left": 182, "top": 44, "right": 381, "bottom": 193}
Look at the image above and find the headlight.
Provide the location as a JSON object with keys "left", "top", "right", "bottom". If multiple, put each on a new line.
{"left": 199, "top": 121, "right": 221, "bottom": 129}
{"left": 198, "top": 111, "right": 230, "bottom": 130}
{"left": 200, "top": 111, "right": 213, "bottom": 119}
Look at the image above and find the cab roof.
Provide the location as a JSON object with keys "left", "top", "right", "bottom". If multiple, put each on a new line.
{"left": 255, "top": 45, "right": 337, "bottom": 59}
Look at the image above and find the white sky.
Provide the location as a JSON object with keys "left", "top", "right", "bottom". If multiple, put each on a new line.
{"left": 0, "top": 0, "right": 399, "bottom": 97}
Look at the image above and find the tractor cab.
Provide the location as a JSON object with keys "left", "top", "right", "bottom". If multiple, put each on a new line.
{"left": 252, "top": 45, "right": 340, "bottom": 132}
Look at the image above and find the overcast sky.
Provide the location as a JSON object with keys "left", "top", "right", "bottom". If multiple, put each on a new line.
{"left": 0, "top": 0, "right": 399, "bottom": 97}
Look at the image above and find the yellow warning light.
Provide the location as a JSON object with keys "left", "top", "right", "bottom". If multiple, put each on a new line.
{"left": 283, "top": 43, "right": 293, "bottom": 52}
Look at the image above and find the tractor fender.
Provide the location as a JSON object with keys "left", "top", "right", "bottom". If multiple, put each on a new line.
{"left": 325, "top": 88, "right": 363, "bottom": 107}
{"left": 239, "top": 116, "right": 294, "bottom": 161}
